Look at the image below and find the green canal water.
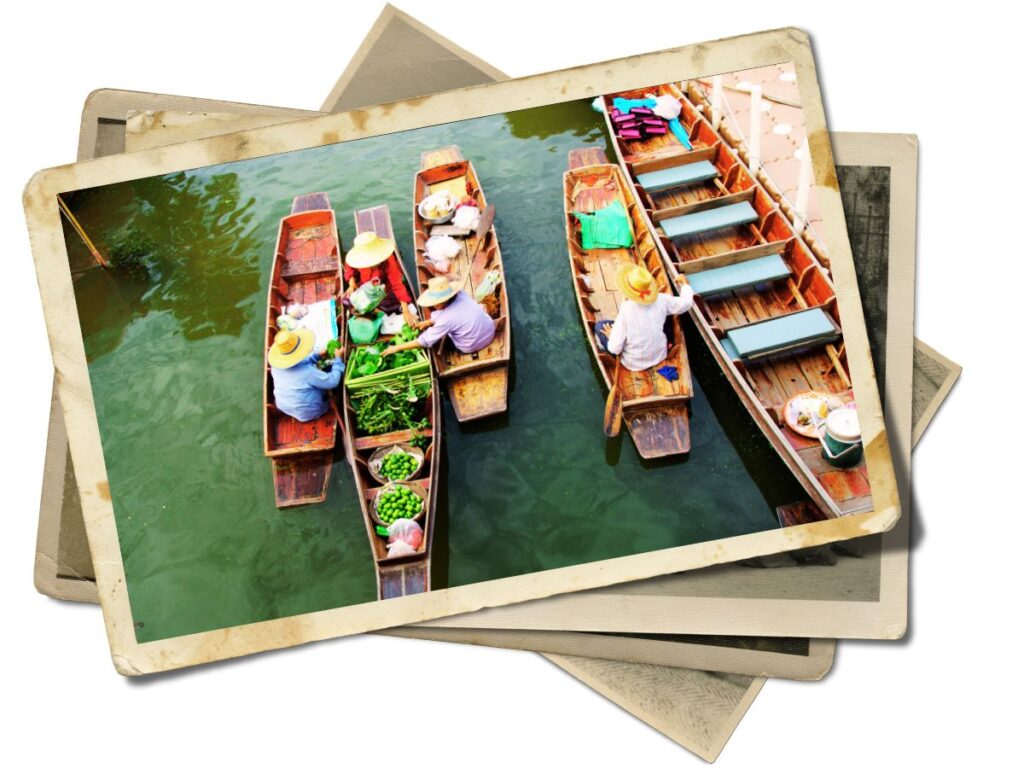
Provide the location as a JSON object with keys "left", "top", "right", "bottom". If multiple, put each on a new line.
{"left": 64, "top": 100, "right": 807, "bottom": 643}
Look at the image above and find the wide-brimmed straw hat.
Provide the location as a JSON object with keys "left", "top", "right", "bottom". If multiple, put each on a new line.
{"left": 268, "top": 327, "right": 315, "bottom": 369}
{"left": 416, "top": 275, "right": 463, "bottom": 307}
{"left": 345, "top": 231, "right": 395, "bottom": 269}
{"left": 616, "top": 264, "right": 658, "bottom": 305}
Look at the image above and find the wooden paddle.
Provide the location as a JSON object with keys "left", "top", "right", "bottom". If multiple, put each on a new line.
{"left": 603, "top": 355, "right": 624, "bottom": 438}
{"left": 467, "top": 205, "right": 496, "bottom": 284}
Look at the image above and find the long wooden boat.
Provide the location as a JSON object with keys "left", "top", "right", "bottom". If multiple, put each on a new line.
{"left": 263, "top": 192, "right": 343, "bottom": 508}
{"left": 601, "top": 84, "right": 872, "bottom": 519}
{"left": 412, "top": 146, "right": 511, "bottom": 422}
{"left": 340, "top": 204, "right": 441, "bottom": 599}
{"left": 563, "top": 150, "right": 693, "bottom": 458}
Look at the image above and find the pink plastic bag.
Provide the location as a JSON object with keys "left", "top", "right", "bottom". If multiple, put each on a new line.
{"left": 386, "top": 540, "right": 419, "bottom": 559}
{"left": 387, "top": 518, "right": 424, "bottom": 551}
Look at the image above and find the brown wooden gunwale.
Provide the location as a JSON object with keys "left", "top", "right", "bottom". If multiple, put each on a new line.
{"left": 603, "top": 83, "right": 871, "bottom": 518}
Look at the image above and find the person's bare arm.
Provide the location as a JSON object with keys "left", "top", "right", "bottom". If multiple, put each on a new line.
{"left": 381, "top": 340, "right": 421, "bottom": 357}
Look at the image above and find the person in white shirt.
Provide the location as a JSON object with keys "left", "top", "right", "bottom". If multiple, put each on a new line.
{"left": 599, "top": 264, "right": 695, "bottom": 371}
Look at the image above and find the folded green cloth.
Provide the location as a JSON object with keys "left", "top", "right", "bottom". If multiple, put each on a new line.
{"left": 574, "top": 199, "right": 634, "bottom": 250}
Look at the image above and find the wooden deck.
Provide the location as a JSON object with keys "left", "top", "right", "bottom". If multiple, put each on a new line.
{"left": 342, "top": 203, "right": 442, "bottom": 599}
{"left": 413, "top": 146, "right": 511, "bottom": 422}
{"left": 603, "top": 85, "right": 872, "bottom": 518}
{"left": 263, "top": 193, "right": 343, "bottom": 508}
{"left": 564, "top": 151, "right": 692, "bottom": 458}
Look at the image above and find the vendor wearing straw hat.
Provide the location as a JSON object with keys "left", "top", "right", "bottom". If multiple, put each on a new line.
{"left": 382, "top": 276, "right": 496, "bottom": 358}
{"left": 596, "top": 264, "right": 694, "bottom": 372}
{"left": 268, "top": 327, "right": 345, "bottom": 422}
{"left": 344, "top": 231, "right": 418, "bottom": 327}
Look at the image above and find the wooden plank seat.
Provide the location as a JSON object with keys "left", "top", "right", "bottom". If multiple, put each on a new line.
{"left": 721, "top": 307, "right": 841, "bottom": 361}
{"left": 686, "top": 254, "right": 791, "bottom": 296}
{"left": 636, "top": 160, "right": 718, "bottom": 193}
{"left": 660, "top": 201, "right": 758, "bottom": 240}
{"left": 281, "top": 255, "right": 339, "bottom": 278}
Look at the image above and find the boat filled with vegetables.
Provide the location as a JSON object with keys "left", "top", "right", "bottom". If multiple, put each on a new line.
{"left": 340, "top": 204, "right": 442, "bottom": 600}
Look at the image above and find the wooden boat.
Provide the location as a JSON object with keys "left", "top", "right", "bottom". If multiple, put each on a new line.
{"left": 563, "top": 150, "right": 693, "bottom": 458}
{"left": 412, "top": 146, "right": 511, "bottom": 422}
{"left": 601, "top": 84, "right": 872, "bottom": 519}
{"left": 263, "top": 192, "right": 343, "bottom": 508}
{"left": 340, "top": 204, "right": 441, "bottom": 599}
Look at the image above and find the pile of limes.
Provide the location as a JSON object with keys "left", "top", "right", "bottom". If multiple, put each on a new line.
{"left": 379, "top": 451, "right": 418, "bottom": 481}
{"left": 376, "top": 485, "right": 422, "bottom": 524}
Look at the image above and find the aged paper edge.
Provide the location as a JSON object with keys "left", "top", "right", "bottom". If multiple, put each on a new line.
{"left": 379, "top": 627, "right": 834, "bottom": 680}
{"left": 24, "top": 29, "right": 899, "bottom": 674}
{"left": 545, "top": 654, "right": 765, "bottom": 762}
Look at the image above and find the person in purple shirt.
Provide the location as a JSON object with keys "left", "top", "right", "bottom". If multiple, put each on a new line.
{"left": 382, "top": 276, "right": 496, "bottom": 359}
{"left": 268, "top": 327, "right": 345, "bottom": 422}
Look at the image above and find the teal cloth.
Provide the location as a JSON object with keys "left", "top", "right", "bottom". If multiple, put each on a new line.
{"left": 613, "top": 96, "right": 656, "bottom": 113}
{"left": 574, "top": 200, "right": 634, "bottom": 250}
{"left": 668, "top": 118, "right": 693, "bottom": 150}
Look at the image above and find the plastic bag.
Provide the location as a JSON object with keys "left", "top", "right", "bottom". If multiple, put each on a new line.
{"left": 474, "top": 269, "right": 502, "bottom": 301}
{"left": 387, "top": 518, "right": 424, "bottom": 551}
{"left": 351, "top": 280, "right": 386, "bottom": 314}
{"left": 649, "top": 93, "right": 682, "bottom": 120}
{"left": 452, "top": 204, "right": 481, "bottom": 231}
{"left": 425, "top": 235, "right": 460, "bottom": 273}
{"left": 381, "top": 312, "right": 406, "bottom": 336}
{"left": 386, "top": 540, "right": 419, "bottom": 559}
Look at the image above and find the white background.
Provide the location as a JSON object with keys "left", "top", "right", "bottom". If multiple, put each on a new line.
{"left": 0, "top": 1, "right": 1012, "bottom": 765}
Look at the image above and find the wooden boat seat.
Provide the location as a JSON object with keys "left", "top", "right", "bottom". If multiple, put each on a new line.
{"left": 721, "top": 307, "right": 840, "bottom": 361}
{"left": 637, "top": 160, "right": 718, "bottom": 193}
{"left": 686, "top": 254, "right": 791, "bottom": 296}
{"left": 660, "top": 201, "right": 758, "bottom": 240}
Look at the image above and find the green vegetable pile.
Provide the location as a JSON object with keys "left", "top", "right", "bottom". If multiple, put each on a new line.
{"left": 348, "top": 325, "right": 423, "bottom": 380}
{"left": 354, "top": 376, "right": 431, "bottom": 436}
{"left": 379, "top": 451, "right": 418, "bottom": 481}
{"left": 316, "top": 339, "right": 342, "bottom": 370}
{"left": 376, "top": 486, "right": 422, "bottom": 525}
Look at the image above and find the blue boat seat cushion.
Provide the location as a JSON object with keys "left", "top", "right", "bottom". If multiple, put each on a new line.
{"left": 721, "top": 307, "right": 840, "bottom": 361}
{"left": 661, "top": 201, "right": 758, "bottom": 240}
{"left": 687, "top": 254, "right": 791, "bottom": 296}
{"left": 637, "top": 160, "right": 718, "bottom": 193}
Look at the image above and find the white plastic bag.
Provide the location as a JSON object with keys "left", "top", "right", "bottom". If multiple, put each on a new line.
{"left": 650, "top": 94, "right": 682, "bottom": 120}
{"left": 386, "top": 540, "right": 419, "bottom": 559}
{"left": 381, "top": 312, "right": 406, "bottom": 336}
{"left": 425, "top": 235, "right": 460, "bottom": 273}
{"left": 452, "top": 204, "right": 481, "bottom": 231}
{"left": 387, "top": 518, "right": 424, "bottom": 551}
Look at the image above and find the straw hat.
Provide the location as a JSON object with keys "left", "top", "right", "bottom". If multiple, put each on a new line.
{"left": 616, "top": 264, "right": 658, "bottom": 305}
{"left": 268, "top": 327, "right": 315, "bottom": 369}
{"left": 345, "top": 231, "right": 395, "bottom": 269}
{"left": 416, "top": 275, "right": 463, "bottom": 307}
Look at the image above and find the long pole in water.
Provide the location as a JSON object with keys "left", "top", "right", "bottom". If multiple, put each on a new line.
{"left": 57, "top": 195, "right": 109, "bottom": 268}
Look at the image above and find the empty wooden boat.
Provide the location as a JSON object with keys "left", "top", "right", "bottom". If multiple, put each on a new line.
{"left": 563, "top": 150, "right": 692, "bottom": 458}
{"left": 413, "top": 146, "right": 511, "bottom": 422}
{"left": 602, "top": 84, "right": 872, "bottom": 519}
{"left": 341, "top": 204, "right": 441, "bottom": 600}
{"left": 263, "top": 192, "right": 343, "bottom": 508}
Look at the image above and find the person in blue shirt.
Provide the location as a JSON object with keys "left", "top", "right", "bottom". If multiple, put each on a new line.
{"left": 268, "top": 327, "right": 345, "bottom": 422}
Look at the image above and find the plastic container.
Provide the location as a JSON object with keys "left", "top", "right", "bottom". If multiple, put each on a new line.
{"left": 820, "top": 408, "right": 863, "bottom": 467}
